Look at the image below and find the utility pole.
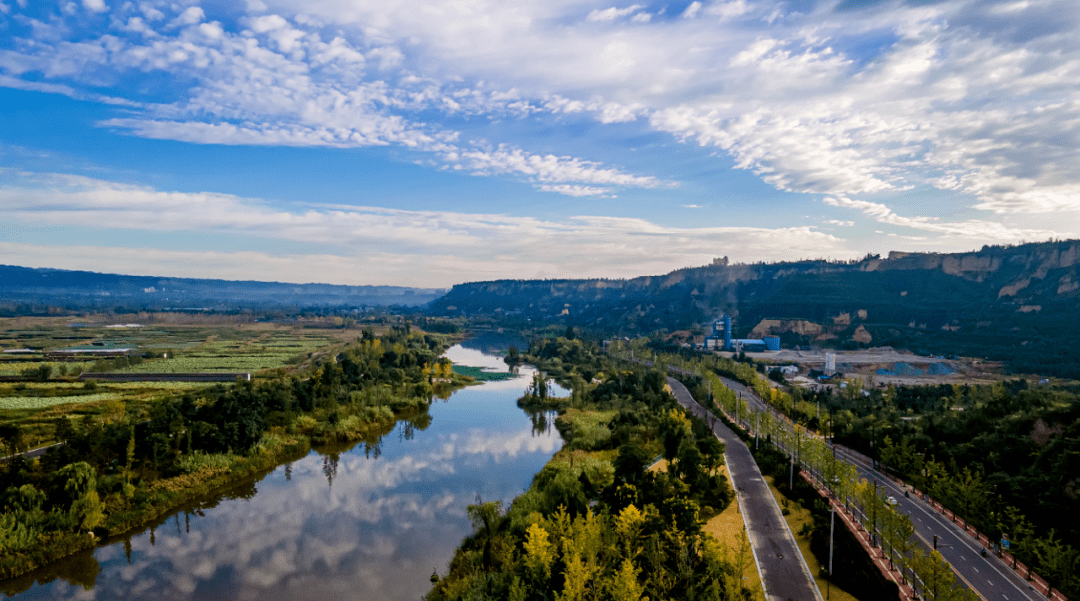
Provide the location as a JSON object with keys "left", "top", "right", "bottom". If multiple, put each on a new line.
{"left": 872, "top": 479, "right": 878, "bottom": 548}
{"left": 756, "top": 410, "right": 760, "bottom": 449}
{"left": 828, "top": 503, "right": 835, "bottom": 600}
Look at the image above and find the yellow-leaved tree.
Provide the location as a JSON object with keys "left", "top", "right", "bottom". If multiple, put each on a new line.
{"left": 614, "top": 503, "right": 645, "bottom": 557}
{"left": 523, "top": 521, "right": 555, "bottom": 582}
{"left": 607, "top": 558, "right": 646, "bottom": 601}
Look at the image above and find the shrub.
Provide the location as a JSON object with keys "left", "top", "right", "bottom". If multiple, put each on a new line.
{"left": 177, "top": 452, "right": 237, "bottom": 474}
{"left": 294, "top": 415, "right": 318, "bottom": 433}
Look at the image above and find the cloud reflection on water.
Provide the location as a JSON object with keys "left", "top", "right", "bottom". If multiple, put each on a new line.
{"left": 14, "top": 365, "right": 560, "bottom": 601}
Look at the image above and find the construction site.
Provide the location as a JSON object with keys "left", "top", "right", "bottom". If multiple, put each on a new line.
{"left": 698, "top": 314, "right": 1005, "bottom": 387}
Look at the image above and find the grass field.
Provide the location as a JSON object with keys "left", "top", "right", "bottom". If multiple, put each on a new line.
{"left": 451, "top": 365, "right": 516, "bottom": 381}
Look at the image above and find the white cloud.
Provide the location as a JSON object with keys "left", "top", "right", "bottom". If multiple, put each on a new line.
{"left": 822, "top": 219, "right": 854, "bottom": 227}
{"left": 821, "top": 195, "right": 1059, "bottom": 241}
{"left": 82, "top": 0, "right": 107, "bottom": 13}
{"left": 138, "top": 2, "right": 163, "bottom": 20}
{"left": 452, "top": 146, "right": 659, "bottom": 187}
{"left": 705, "top": 0, "right": 750, "bottom": 22}
{"left": 586, "top": 5, "right": 643, "bottom": 22}
{"left": 0, "top": 171, "right": 855, "bottom": 286}
{"left": 0, "top": 0, "right": 1078, "bottom": 242}
{"left": 536, "top": 184, "right": 612, "bottom": 196}
{"left": 169, "top": 6, "right": 204, "bottom": 27}
{"left": 0, "top": 6, "right": 661, "bottom": 194}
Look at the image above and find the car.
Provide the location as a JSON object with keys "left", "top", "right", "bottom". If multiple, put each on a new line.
{"left": 887, "top": 496, "right": 898, "bottom": 506}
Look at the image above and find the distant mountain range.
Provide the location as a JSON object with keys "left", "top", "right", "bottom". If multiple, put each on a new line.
{"left": 430, "top": 240, "right": 1080, "bottom": 378}
{"left": 8, "top": 240, "right": 1080, "bottom": 377}
{"left": 0, "top": 265, "right": 447, "bottom": 309}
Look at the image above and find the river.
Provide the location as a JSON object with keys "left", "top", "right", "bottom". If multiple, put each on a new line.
{"left": 5, "top": 337, "right": 562, "bottom": 600}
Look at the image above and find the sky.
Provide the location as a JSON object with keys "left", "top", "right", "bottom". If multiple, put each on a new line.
{"left": 0, "top": 0, "right": 1076, "bottom": 287}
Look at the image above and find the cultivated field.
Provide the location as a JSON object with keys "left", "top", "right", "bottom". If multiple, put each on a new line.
{"left": 0, "top": 315, "right": 361, "bottom": 452}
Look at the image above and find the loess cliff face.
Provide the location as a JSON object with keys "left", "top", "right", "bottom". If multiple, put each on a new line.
{"left": 430, "top": 240, "right": 1080, "bottom": 377}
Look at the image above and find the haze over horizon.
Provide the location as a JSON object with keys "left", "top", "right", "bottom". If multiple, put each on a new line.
{"left": 0, "top": 0, "right": 1074, "bottom": 287}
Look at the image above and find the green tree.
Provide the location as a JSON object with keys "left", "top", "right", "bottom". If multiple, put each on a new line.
{"left": 912, "top": 549, "right": 977, "bottom": 601}
{"left": 467, "top": 499, "right": 504, "bottom": 570}
{"left": 997, "top": 505, "right": 1034, "bottom": 566}
{"left": 58, "top": 462, "right": 105, "bottom": 532}
{"left": 887, "top": 510, "right": 918, "bottom": 580}
{"left": 0, "top": 422, "right": 22, "bottom": 457}
{"left": 1033, "top": 530, "right": 1080, "bottom": 596}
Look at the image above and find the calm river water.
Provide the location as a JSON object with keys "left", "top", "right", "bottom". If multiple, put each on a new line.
{"left": 7, "top": 337, "right": 562, "bottom": 600}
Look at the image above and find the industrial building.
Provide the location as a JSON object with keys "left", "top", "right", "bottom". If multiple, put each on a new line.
{"left": 703, "top": 314, "right": 780, "bottom": 352}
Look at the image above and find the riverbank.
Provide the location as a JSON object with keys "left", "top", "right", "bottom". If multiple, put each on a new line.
{"left": 0, "top": 331, "right": 461, "bottom": 586}
{"left": 0, "top": 400, "right": 430, "bottom": 584}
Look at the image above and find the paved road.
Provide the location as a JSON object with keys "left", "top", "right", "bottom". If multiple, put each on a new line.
{"left": 0, "top": 442, "right": 61, "bottom": 463}
{"left": 834, "top": 446, "right": 1045, "bottom": 601}
{"left": 709, "top": 372, "right": 1045, "bottom": 601}
{"left": 667, "top": 376, "right": 823, "bottom": 601}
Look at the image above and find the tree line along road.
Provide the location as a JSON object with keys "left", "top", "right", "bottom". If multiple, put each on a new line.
{"left": 715, "top": 373, "right": 1047, "bottom": 601}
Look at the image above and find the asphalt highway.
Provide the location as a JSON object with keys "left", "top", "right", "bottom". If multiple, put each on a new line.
{"left": 713, "top": 373, "right": 1045, "bottom": 601}
{"left": 667, "top": 376, "right": 823, "bottom": 601}
{"left": 834, "top": 446, "right": 1045, "bottom": 601}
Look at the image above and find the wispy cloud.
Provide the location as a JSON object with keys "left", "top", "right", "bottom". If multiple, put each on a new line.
{"left": 822, "top": 195, "right": 1058, "bottom": 240}
{"left": 0, "top": 171, "right": 856, "bottom": 286}
{"left": 0, "top": 0, "right": 1077, "bottom": 268}
{"left": 586, "top": 5, "right": 644, "bottom": 22}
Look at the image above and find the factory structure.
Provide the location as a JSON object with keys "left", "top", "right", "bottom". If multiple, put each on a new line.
{"left": 703, "top": 314, "right": 780, "bottom": 352}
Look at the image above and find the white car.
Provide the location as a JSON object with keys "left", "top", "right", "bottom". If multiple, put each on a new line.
{"left": 887, "top": 496, "right": 898, "bottom": 506}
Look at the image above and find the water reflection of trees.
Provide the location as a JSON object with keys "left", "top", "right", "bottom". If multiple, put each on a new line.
{"left": 0, "top": 548, "right": 100, "bottom": 597}
{"left": 2, "top": 400, "right": 442, "bottom": 598}
{"left": 527, "top": 410, "right": 558, "bottom": 436}
{"left": 457, "top": 333, "right": 528, "bottom": 356}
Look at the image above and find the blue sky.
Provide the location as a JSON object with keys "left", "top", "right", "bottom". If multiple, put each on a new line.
{"left": 0, "top": 0, "right": 1074, "bottom": 286}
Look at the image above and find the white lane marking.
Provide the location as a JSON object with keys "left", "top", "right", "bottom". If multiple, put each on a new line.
{"left": 840, "top": 454, "right": 1041, "bottom": 601}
